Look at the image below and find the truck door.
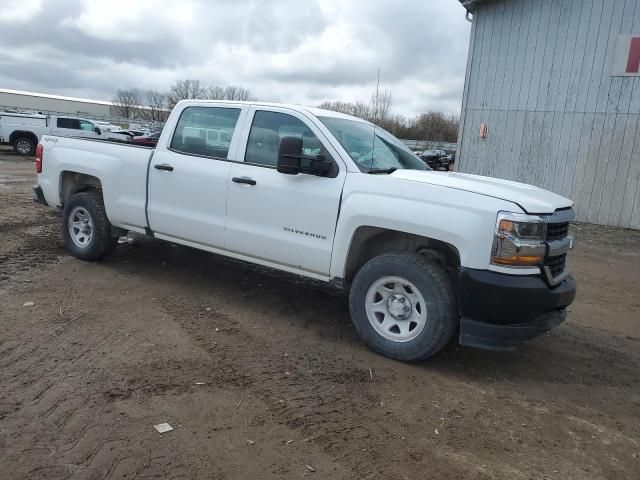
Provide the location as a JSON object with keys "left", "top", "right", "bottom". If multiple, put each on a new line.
{"left": 53, "top": 117, "right": 97, "bottom": 138}
{"left": 147, "top": 104, "right": 246, "bottom": 249}
{"left": 78, "top": 119, "right": 101, "bottom": 138}
{"left": 225, "top": 107, "right": 346, "bottom": 277}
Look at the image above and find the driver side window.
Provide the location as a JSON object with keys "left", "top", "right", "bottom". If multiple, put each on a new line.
{"left": 79, "top": 120, "right": 94, "bottom": 131}
{"left": 245, "top": 111, "right": 332, "bottom": 168}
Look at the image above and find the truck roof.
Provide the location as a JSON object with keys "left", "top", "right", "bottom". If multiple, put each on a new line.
{"left": 175, "top": 99, "right": 370, "bottom": 124}
{"left": 0, "top": 111, "right": 47, "bottom": 119}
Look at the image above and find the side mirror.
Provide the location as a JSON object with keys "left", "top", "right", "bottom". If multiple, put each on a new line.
{"left": 277, "top": 136, "right": 303, "bottom": 174}
{"left": 277, "top": 136, "right": 333, "bottom": 176}
{"left": 95, "top": 127, "right": 102, "bottom": 135}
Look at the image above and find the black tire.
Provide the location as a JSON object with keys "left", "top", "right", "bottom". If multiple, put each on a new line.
{"left": 349, "top": 253, "right": 457, "bottom": 362}
{"left": 62, "top": 191, "right": 117, "bottom": 261}
{"left": 13, "top": 137, "right": 35, "bottom": 156}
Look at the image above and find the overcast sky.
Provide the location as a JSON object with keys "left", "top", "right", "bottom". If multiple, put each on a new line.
{"left": 0, "top": 0, "right": 471, "bottom": 118}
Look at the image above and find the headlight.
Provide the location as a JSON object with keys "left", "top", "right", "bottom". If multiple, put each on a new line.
{"left": 491, "top": 212, "right": 546, "bottom": 267}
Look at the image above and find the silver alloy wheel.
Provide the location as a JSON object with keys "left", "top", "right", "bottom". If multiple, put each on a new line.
{"left": 16, "top": 139, "right": 32, "bottom": 154}
{"left": 68, "top": 206, "right": 94, "bottom": 248}
{"left": 364, "top": 276, "right": 428, "bottom": 343}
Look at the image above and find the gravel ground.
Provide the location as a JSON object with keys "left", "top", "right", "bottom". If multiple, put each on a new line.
{"left": 1, "top": 147, "right": 639, "bottom": 479}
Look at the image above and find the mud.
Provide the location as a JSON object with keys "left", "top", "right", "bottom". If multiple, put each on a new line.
{"left": 1, "top": 147, "right": 639, "bottom": 479}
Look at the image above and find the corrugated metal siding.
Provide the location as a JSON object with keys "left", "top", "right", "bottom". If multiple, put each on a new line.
{"left": 458, "top": 0, "right": 640, "bottom": 228}
{"left": 0, "top": 92, "right": 113, "bottom": 117}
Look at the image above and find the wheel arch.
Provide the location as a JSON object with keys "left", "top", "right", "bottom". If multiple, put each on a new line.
{"left": 342, "top": 226, "right": 461, "bottom": 287}
{"left": 59, "top": 171, "right": 103, "bottom": 206}
{"left": 9, "top": 130, "right": 38, "bottom": 146}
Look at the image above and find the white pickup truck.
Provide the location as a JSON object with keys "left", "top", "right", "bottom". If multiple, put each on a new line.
{"left": 34, "top": 100, "right": 577, "bottom": 361}
{"left": 0, "top": 112, "right": 127, "bottom": 156}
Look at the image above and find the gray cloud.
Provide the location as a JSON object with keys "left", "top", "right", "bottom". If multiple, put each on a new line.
{"left": 0, "top": 0, "right": 471, "bottom": 117}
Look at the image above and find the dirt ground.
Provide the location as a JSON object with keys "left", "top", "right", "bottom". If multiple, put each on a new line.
{"left": 1, "top": 146, "right": 639, "bottom": 480}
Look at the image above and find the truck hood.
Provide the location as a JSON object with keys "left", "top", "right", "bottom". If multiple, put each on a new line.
{"left": 391, "top": 170, "right": 573, "bottom": 214}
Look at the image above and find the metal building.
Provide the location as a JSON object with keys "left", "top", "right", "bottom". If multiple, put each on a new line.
{"left": 0, "top": 88, "right": 169, "bottom": 125}
{"left": 0, "top": 88, "right": 116, "bottom": 118}
{"left": 457, "top": 0, "right": 640, "bottom": 229}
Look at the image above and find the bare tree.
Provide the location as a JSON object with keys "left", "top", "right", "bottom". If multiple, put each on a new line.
{"left": 318, "top": 101, "right": 355, "bottom": 115}
{"left": 318, "top": 90, "right": 390, "bottom": 125}
{"left": 223, "top": 86, "right": 252, "bottom": 101}
{"left": 413, "top": 111, "right": 459, "bottom": 143}
{"left": 370, "top": 89, "right": 392, "bottom": 125}
{"left": 352, "top": 101, "right": 374, "bottom": 123}
{"left": 168, "top": 81, "right": 253, "bottom": 104}
{"left": 113, "top": 81, "right": 254, "bottom": 123}
{"left": 319, "top": 94, "right": 458, "bottom": 143}
{"left": 167, "top": 79, "right": 207, "bottom": 107}
{"left": 142, "top": 90, "right": 168, "bottom": 122}
{"left": 203, "top": 85, "right": 252, "bottom": 101}
{"left": 112, "top": 88, "right": 144, "bottom": 119}
{"left": 206, "top": 85, "right": 226, "bottom": 100}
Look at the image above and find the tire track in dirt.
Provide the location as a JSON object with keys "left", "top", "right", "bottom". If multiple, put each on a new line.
{"left": 0, "top": 291, "right": 194, "bottom": 479}
{"left": 159, "top": 296, "right": 479, "bottom": 480}
{"left": 3, "top": 155, "right": 640, "bottom": 479}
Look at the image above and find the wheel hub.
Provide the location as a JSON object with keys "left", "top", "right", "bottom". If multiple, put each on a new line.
{"left": 364, "top": 276, "right": 428, "bottom": 343}
{"left": 17, "top": 140, "right": 30, "bottom": 154}
{"left": 68, "top": 206, "right": 94, "bottom": 248}
{"left": 386, "top": 293, "right": 412, "bottom": 320}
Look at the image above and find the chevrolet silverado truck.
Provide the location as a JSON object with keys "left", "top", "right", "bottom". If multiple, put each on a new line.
{"left": 34, "top": 100, "right": 577, "bottom": 361}
{"left": 0, "top": 112, "right": 128, "bottom": 156}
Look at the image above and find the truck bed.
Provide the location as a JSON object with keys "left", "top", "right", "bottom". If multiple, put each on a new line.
{"left": 38, "top": 135, "right": 155, "bottom": 232}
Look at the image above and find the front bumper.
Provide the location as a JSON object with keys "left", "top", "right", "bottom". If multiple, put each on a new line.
{"left": 33, "top": 185, "right": 48, "bottom": 206}
{"left": 457, "top": 268, "right": 576, "bottom": 350}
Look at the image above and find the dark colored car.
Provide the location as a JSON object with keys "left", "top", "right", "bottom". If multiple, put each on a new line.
{"left": 132, "top": 132, "right": 161, "bottom": 147}
{"left": 419, "top": 149, "right": 455, "bottom": 171}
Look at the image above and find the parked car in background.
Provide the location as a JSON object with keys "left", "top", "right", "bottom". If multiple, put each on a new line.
{"left": 132, "top": 131, "right": 161, "bottom": 147}
{"left": 182, "top": 126, "right": 232, "bottom": 149}
{"left": 0, "top": 112, "right": 125, "bottom": 155}
{"left": 419, "top": 149, "right": 454, "bottom": 171}
{"left": 95, "top": 121, "right": 123, "bottom": 132}
{"left": 118, "top": 130, "right": 147, "bottom": 138}
{"left": 34, "top": 100, "right": 577, "bottom": 362}
{"left": 439, "top": 153, "right": 455, "bottom": 171}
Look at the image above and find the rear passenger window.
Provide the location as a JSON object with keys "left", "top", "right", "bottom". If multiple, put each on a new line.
{"left": 245, "top": 111, "right": 331, "bottom": 167}
{"left": 57, "top": 118, "right": 80, "bottom": 129}
{"left": 170, "top": 106, "right": 241, "bottom": 159}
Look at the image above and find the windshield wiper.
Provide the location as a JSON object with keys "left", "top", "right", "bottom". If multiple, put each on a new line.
{"left": 367, "top": 168, "right": 397, "bottom": 174}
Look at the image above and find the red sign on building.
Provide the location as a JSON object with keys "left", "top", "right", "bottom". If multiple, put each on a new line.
{"left": 626, "top": 37, "right": 640, "bottom": 73}
{"left": 614, "top": 36, "right": 640, "bottom": 76}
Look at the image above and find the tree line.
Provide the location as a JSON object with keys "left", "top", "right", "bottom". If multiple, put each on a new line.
{"left": 111, "top": 79, "right": 253, "bottom": 121}
{"left": 319, "top": 90, "right": 459, "bottom": 144}
{"left": 112, "top": 79, "right": 459, "bottom": 143}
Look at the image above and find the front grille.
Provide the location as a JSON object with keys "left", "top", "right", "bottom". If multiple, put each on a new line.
{"left": 544, "top": 253, "right": 567, "bottom": 278}
{"left": 546, "top": 222, "right": 569, "bottom": 241}
{"left": 542, "top": 209, "right": 574, "bottom": 284}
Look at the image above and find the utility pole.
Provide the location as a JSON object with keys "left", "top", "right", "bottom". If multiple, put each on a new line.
{"left": 375, "top": 68, "right": 381, "bottom": 124}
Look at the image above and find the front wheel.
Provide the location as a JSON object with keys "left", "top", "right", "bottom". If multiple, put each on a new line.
{"left": 63, "top": 191, "right": 117, "bottom": 261}
{"left": 349, "top": 253, "right": 457, "bottom": 361}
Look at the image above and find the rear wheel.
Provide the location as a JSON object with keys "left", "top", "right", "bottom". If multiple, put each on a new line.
{"left": 13, "top": 137, "right": 35, "bottom": 156}
{"left": 349, "top": 253, "right": 457, "bottom": 361}
{"left": 63, "top": 191, "right": 117, "bottom": 261}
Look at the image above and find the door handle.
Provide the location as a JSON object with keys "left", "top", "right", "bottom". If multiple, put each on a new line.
{"left": 232, "top": 177, "right": 256, "bottom": 186}
{"left": 154, "top": 164, "right": 174, "bottom": 171}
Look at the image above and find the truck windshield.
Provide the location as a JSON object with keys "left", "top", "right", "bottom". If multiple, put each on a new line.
{"left": 318, "top": 116, "right": 429, "bottom": 173}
